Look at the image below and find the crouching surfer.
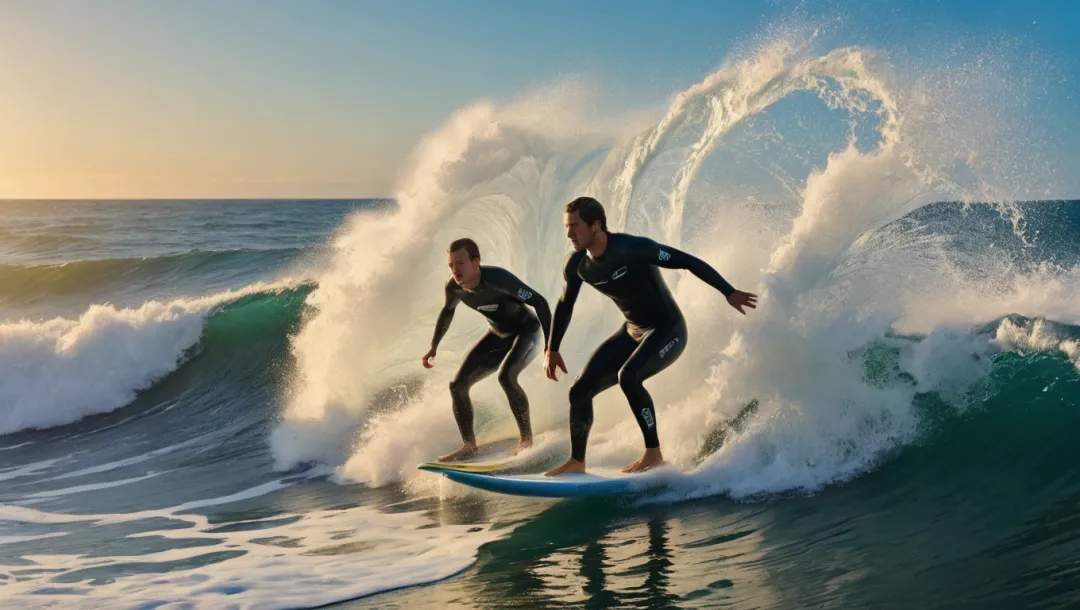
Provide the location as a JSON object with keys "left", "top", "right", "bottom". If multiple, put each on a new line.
{"left": 543, "top": 197, "right": 758, "bottom": 475}
{"left": 423, "top": 238, "right": 552, "bottom": 462}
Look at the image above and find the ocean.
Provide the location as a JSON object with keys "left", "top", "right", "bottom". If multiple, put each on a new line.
{"left": 4, "top": 32, "right": 1080, "bottom": 610}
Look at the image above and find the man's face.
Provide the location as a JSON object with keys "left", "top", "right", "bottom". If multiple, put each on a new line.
{"left": 448, "top": 248, "right": 480, "bottom": 286}
{"left": 565, "top": 211, "right": 597, "bottom": 251}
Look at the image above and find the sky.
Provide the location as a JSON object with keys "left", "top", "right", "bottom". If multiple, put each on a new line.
{"left": 1, "top": 0, "right": 1078, "bottom": 199}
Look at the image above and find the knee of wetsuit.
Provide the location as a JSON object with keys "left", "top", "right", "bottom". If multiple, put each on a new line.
{"left": 495, "top": 367, "right": 516, "bottom": 389}
{"left": 616, "top": 367, "right": 639, "bottom": 394}
{"left": 449, "top": 378, "right": 466, "bottom": 397}
{"left": 568, "top": 378, "right": 596, "bottom": 405}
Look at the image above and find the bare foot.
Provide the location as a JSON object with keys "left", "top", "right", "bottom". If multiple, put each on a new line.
{"left": 545, "top": 458, "right": 586, "bottom": 476}
{"left": 508, "top": 437, "right": 533, "bottom": 456}
{"left": 437, "top": 443, "right": 478, "bottom": 462}
{"left": 622, "top": 448, "right": 664, "bottom": 473}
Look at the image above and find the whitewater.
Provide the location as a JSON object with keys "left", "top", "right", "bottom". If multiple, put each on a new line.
{"left": 274, "top": 27, "right": 1070, "bottom": 497}
{"left": 3, "top": 23, "right": 1080, "bottom": 610}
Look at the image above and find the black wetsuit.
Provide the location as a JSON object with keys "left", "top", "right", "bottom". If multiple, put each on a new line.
{"left": 548, "top": 233, "right": 735, "bottom": 461}
{"left": 431, "top": 266, "right": 552, "bottom": 443}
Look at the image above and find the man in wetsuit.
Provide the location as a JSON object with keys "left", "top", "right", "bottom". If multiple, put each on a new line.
{"left": 424, "top": 238, "right": 552, "bottom": 462}
{"left": 543, "top": 197, "right": 758, "bottom": 475}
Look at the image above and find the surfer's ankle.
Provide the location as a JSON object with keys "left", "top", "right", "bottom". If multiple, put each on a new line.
{"left": 437, "top": 442, "right": 479, "bottom": 462}
{"left": 545, "top": 457, "right": 586, "bottom": 476}
{"left": 622, "top": 448, "right": 664, "bottom": 473}
{"left": 509, "top": 438, "right": 533, "bottom": 456}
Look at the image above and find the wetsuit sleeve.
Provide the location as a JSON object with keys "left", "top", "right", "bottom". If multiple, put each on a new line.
{"left": 548, "top": 253, "right": 584, "bottom": 352}
{"left": 634, "top": 236, "right": 736, "bottom": 297}
{"left": 487, "top": 268, "right": 554, "bottom": 346}
{"left": 430, "top": 279, "right": 461, "bottom": 349}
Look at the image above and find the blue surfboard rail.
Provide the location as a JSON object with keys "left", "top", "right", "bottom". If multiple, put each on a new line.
{"left": 418, "top": 463, "right": 674, "bottom": 498}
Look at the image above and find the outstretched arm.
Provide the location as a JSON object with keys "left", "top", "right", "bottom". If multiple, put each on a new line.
{"left": 424, "top": 281, "right": 460, "bottom": 368}
{"left": 652, "top": 244, "right": 736, "bottom": 296}
{"left": 639, "top": 237, "right": 758, "bottom": 314}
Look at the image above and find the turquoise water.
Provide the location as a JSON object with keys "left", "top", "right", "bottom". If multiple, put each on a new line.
{"left": 3, "top": 23, "right": 1080, "bottom": 608}
{"left": 1, "top": 199, "right": 1079, "bottom": 608}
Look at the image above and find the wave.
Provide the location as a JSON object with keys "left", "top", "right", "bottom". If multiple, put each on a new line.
{"left": 0, "top": 281, "right": 313, "bottom": 436}
{"left": 0, "top": 247, "right": 318, "bottom": 311}
{"left": 268, "top": 23, "right": 1078, "bottom": 503}
{"left": 669, "top": 311, "right": 1080, "bottom": 499}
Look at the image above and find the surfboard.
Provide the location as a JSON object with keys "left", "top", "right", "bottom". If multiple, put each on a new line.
{"left": 416, "top": 460, "right": 514, "bottom": 474}
{"left": 418, "top": 463, "right": 674, "bottom": 498}
{"left": 418, "top": 433, "right": 565, "bottom": 474}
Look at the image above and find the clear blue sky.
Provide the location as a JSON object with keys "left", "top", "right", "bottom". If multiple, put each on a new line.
{"left": 1, "top": 0, "right": 1077, "bottom": 198}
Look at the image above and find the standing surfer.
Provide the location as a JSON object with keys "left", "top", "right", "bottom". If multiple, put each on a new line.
{"left": 424, "top": 238, "right": 552, "bottom": 462}
{"left": 543, "top": 197, "right": 758, "bottom": 475}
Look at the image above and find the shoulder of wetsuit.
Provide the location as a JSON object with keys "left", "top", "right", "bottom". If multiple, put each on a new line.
{"left": 611, "top": 232, "right": 659, "bottom": 260}
{"left": 479, "top": 265, "right": 516, "bottom": 288}
{"left": 563, "top": 249, "right": 586, "bottom": 276}
{"left": 441, "top": 276, "right": 464, "bottom": 309}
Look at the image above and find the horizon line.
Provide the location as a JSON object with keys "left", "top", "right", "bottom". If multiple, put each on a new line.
{"left": 3, "top": 197, "right": 1080, "bottom": 204}
{"left": 0, "top": 197, "right": 397, "bottom": 202}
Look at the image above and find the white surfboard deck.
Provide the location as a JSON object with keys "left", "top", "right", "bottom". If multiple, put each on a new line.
{"left": 417, "top": 463, "right": 676, "bottom": 498}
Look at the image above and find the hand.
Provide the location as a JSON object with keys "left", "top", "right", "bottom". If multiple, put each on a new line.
{"left": 544, "top": 351, "right": 568, "bottom": 381}
{"left": 726, "top": 290, "right": 758, "bottom": 315}
{"left": 422, "top": 346, "right": 437, "bottom": 368}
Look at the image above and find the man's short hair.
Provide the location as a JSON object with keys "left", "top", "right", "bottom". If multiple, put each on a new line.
{"left": 448, "top": 238, "right": 480, "bottom": 260}
{"left": 565, "top": 196, "right": 608, "bottom": 232}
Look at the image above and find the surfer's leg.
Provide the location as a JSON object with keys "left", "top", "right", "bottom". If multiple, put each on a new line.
{"left": 545, "top": 326, "right": 637, "bottom": 476}
{"left": 569, "top": 326, "right": 638, "bottom": 461}
{"left": 440, "top": 331, "right": 513, "bottom": 462}
{"left": 496, "top": 319, "right": 542, "bottom": 454}
{"left": 617, "top": 319, "right": 688, "bottom": 472}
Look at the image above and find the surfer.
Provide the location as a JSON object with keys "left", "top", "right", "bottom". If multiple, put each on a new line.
{"left": 424, "top": 238, "right": 553, "bottom": 462}
{"left": 543, "top": 197, "right": 758, "bottom": 475}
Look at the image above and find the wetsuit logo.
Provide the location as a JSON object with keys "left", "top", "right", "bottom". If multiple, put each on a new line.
{"left": 658, "top": 249, "right": 671, "bottom": 262}
{"left": 642, "top": 408, "right": 655, "bottom": 429}
{"left": 611, "top": 266, "right": 628, "bottom": 280}
{"left": 478, "top": 304, "right": 499, "bottom": 312}
{"left": 517, "top": 288, "right": 533, "bottom": 301}
{"left": 658, "top": 337, "right": 680, "bottom": 358}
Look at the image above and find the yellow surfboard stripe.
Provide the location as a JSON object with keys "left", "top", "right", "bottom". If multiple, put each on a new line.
{"left": 417, "top": 461, "right": 512, "bottom": 474}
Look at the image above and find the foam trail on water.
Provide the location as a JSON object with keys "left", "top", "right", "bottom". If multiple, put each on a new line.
{"left": 0, "top": 458, "right": 64, "bottom": 483}
{"left": 45, "top": 437, "right": 205, "bottom": 481}
{"left": 22, "top": 471, "right": 167, "bottom": 500}
{"left": 0, "top": 491, "right": 499, "bottom": 608}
